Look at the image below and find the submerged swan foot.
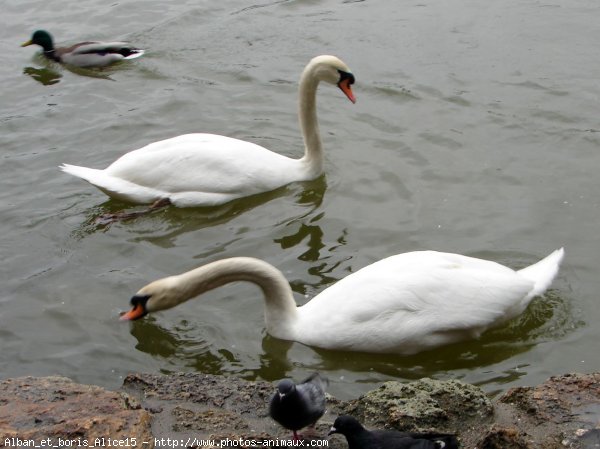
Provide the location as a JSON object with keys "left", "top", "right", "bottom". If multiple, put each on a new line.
{"left": 95, "top": 198, "right": 172, "bottom": 225}
{"left": 149, "top": 198, "right": 172, "bottom": 209}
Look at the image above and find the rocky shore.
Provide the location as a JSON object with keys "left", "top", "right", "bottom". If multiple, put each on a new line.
{"left": 0, "top": 372, "right": 598, "bottom": 449}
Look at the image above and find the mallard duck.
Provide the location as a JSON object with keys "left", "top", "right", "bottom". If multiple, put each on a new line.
{"left": 60, "top": 55, "right": 356, "bottom": 207}
{"left": 120, "top": 248, "right": 564, "bottom": 354}
{"left": 21, "top": 30, "right": 144, "bottom": 68}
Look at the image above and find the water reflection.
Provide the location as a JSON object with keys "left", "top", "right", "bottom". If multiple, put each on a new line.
{"left": 275, "top": 220, "right": 351, "bottom": 294}
{"left": 63, "top": 65, "right": 115, "bottom": 80}
{"left": 71, "top": 176, "right": 327, "bottom": 238}
{"left": 22, "top": 54, "right": 119, "bottom": 84}
{"left": 275, "top": 218, "right": 326, "bottom": 260}
{"left": 129, "top": 317, "right": 225, "bottom": 374}
{"left": 23, "top": 65, "right": 114, "bottom": 83}
{"left": 23, "top": 67, "right": 62, "bottom": 86}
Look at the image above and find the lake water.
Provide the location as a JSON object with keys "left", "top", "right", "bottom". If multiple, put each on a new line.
{"left": 2, "top": 0, "right": 599, "bottom": 400}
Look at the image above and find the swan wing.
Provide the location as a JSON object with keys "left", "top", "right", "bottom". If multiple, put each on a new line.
{"left": 298, "top": 251, "right": 535, "bottom": 352}
{"left": 65, "top": 133, "right": 305, "bottom": 206}
{"left": 105, "top": 134, "right": 296, "bottom": 191}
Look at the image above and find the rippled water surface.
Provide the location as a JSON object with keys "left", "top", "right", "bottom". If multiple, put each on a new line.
{"left": 2, "top": 0, "right": 599, "bottom": 399}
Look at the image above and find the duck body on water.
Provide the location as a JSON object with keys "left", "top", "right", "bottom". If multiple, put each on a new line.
{"left": 121, "top": 248, "right": 564, "bottom": 355}
{"left": 22, "top": 30, "right": 144, "bottom": 67}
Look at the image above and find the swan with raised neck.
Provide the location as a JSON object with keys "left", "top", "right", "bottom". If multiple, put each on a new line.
{"left": 60, "top": 55, "right": 356, "bottom": 207}
{"left": 121, "top": 249, "right": 564, "bottom": 354}
{"left": 297, "top": 55, "right": 356, "bottom": 177}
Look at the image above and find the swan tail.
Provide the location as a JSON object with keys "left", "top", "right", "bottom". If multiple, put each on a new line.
{"left": 60, "top": 163, "right": 105, "bottom": 183}
{"left": 60, "top": 163, "right": 123, "bottom": 192}
{"left": 60, "top": 163, "right": 162, "bottom": 204}
{"left": 517, "top": 247, "right": 565, "bottom": 300}
{"left": 60, "top": 163, "right": 123, "bottom": 195}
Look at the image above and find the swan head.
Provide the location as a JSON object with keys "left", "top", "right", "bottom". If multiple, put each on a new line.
{"left": 308, "top": 55, "right": 356, "bottom": 103}
{"left": 120, "top": 294, "right": 151, "bottom": 320}
{"left": 120, "top": 275, "right": 184, "bottom": 320}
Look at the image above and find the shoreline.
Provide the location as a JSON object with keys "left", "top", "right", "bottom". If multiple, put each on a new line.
{"left": 0, "top": 372, "right": 598, "bottom": 449}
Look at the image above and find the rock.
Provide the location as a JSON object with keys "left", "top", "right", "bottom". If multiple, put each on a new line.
{"left": 494, "top": 372, "right": 600, "bottom": 449}
{"left": 499, "top": 373, "right": 600, "bottom": 425}
{"left": 122, "top": 372, "right": 336, "bottom": 448}
{"left": 0, "top": 376, "right": 152, "bottom": 447}
{"left": 326, "top": 374, "right": 600, "bottom": 449}
{"left": 0, "top": 372, "right": 597, "bottom": 449}
{"left": 123, "top": 372, "right": 274, "bottom": 415}
{"left": 340, "top": 377, "right": 494, "bottom": 433}
{"left": 477, "top": 425, "right": 532, "bottom": 449}
{"left": 576, "top": 428, "right": 600, "bottom": 449}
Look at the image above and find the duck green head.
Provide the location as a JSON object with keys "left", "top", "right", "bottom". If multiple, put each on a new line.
{"left": 21, "top": 30, "right": 55, "bottom": 52}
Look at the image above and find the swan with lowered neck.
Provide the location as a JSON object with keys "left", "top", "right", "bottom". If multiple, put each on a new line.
{"left": 60, "top": 55, "right": 356, "bottom": 207}
{"left": 121, "top": 248, "right": 565, "bottom": 354}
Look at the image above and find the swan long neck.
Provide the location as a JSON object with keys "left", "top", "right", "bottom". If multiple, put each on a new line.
{"left": 298, "top": 63, "right": 324, "bottom": 177}
{"left": 167, "top": 257, "right": 299, "bottom": 335}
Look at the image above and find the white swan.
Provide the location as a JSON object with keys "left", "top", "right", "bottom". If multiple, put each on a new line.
{"left": 60, "top": 55, "right": 356, "bottom": 207}
{"left": 120, "top": 248, "right": 565, "bottom": 354}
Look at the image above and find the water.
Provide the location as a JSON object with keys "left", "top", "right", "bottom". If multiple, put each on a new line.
{"left": 2, "top": 0, "right": 598, "bottom": 400}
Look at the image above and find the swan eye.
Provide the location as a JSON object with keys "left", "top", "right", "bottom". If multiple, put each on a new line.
{"left": 130, "top": 294, "right": 151, "bottom": 307}
{"left": 119, "top": 294, "right": 151, "bottom": 321}
{"left": 337, "top": 69, "right": 355, "bottom": 85}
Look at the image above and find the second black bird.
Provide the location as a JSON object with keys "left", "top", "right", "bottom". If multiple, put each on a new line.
{"left": 329, "top": 415, "right": 459, "bottom": 449}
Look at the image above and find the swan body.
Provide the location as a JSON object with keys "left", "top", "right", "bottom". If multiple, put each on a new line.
{"left": 60, "top": 55, "right": 356, "bottom": 207}
{"left": 61, "top": 134, "right": 321, "bottom": 207}
{"left": 121, "top": 248, "right": 565, "bottom": 355}
{"left": 22, "top": 30, "right": 144, "bottom": 67}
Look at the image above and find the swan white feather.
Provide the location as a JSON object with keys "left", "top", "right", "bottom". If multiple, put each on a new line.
{"left": 121, "top": 248, "right": 565, "bottom": 355}
{"left": 60, "top": 55, "right": 356, "bottom": 207}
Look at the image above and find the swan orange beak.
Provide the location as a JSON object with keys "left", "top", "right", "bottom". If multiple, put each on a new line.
{"left": 338, "top": 78, "right": 356, "bottom": 104}
{"left": 119, "top": 303, "right": 146, "bottom": 321}
{"left": 21, "top": 40, "right": 34, "bottom": 47}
